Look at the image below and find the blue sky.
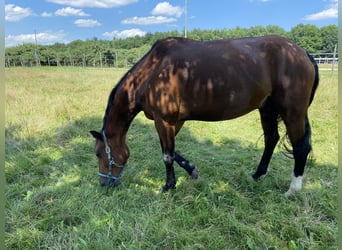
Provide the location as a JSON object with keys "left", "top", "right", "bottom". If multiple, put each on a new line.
{"left": 5, "top": 0, "right": 338, "bottom": 47}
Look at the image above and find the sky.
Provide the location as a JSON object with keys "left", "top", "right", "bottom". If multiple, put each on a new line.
{"left": 5, "top": 0, "right": 338, "bottom": 47}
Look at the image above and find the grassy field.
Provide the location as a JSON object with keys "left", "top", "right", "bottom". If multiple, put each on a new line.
{"left": 5, "top": 67, "right": 337, "bottom": 249}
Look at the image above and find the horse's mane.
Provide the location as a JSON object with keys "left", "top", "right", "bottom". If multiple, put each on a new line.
{"left": 101, "top": 39, "right": 168, "bottom": 132}
{"left": 101, "top": 83, "right": 120, "bottom": 132}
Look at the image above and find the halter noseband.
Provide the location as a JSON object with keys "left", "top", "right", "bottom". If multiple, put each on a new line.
{"left": 99, "top": 130, "right": 126, "bottom": 185}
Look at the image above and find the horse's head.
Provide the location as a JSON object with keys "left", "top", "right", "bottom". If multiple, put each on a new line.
{"left": 90, "top": 130, "right": 126, "bottom": 187}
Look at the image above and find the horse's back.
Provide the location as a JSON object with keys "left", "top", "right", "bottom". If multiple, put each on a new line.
{"left": 144, "top": 36, "right": 315, "bottom": 122}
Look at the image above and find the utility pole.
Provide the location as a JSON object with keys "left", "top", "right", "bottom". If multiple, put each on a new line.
{"left": 34, "top": 30, "right": 39, "bottom": 66}
{"left": 184, "top": 0, "right": 188, "bottom": 38}
{"left": 332, "top": 44, "right": 337, "bottom": 73}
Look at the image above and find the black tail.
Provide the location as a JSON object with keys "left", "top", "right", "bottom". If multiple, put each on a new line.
{"left": 306, "top": 51, "right": 319, "bottom": 105}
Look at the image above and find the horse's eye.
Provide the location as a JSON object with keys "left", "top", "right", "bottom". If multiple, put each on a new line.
{"left": 96, "top": 153, "right": 101, "bottom": 158}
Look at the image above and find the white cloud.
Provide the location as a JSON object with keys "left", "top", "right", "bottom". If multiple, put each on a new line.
{"left": 122, "top": 2, "right": 181, "bottom": 27}
{"left": 122, "top": 16, "right": 176, "bottom": 25}
{"left": 303, "top": 0, "right": 338, "bottom": 20}
{"left": 5, "top": 4, "right": 34, "bottom": 22}
{"left": 103, "top": 28, "right": 146, "bottom": 39}
{"left": 152, "top": 2, "right": 183, "bottom": 18}
{"left": 41, "top": 11, "right": 53, "bottom": 17}
{"left": 46, "top": 0, "right": 138, "bottom": 8}
{"left": 74, "top": 19, "right": 102, "bottom": 27}
{"left": 55, "top": 7, "right": 90, "bottom": 16}
{"left": 5, "top": 30, "right": 67, "bottom": 47}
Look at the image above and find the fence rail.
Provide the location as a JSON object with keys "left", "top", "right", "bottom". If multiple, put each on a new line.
{"left": 5, "top": 52, "right": 338, "bottom": 68}
{"left": 313, "top": 57, "right": 338, "bottom": 64}
{"left": 313, "top": 50, "right": 338, "bottom": 64}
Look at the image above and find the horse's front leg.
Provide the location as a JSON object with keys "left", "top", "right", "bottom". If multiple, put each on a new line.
{"left": 155, "top": 118, "right": 177, "bottom": 192}
{"left": 162, "top": 150, "right": 176, "bottom": 192}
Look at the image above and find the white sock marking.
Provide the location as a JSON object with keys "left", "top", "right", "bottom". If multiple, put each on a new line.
{"left": 285, "top": 175, "right": 303, "bottom": 197}
{"left": 163, "top": 153, "right": 173, "bottom": 164}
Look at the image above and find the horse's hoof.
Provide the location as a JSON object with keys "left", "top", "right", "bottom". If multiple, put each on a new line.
{"left": 248, "top": 175, "right": 256, "bottom": 183}
{"left": 191, "top": 167, "right": 199, "bottom": 179}
{"left": 251, "top": 173, "right": 259, "bottom": 181}
{"left": 162, "top": 184, "right": 176, "bottom": 192}
{"left": 252, "top": 171, "right": 266, "bottom": 181}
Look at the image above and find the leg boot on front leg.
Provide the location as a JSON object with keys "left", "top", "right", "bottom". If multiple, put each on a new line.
{"left": 162, "top": 152, "right": 177, "bottom": 192}
{"left": 174, "top": 151, "right": 199, "bottom": 179}
{"left": 154, "top": 119, "right": 178, "bottom": 192}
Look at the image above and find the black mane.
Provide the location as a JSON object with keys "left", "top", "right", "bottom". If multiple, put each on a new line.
{"left": 101, "top": 84, "right": 119, "bottom": 132}
{"left": 101, "top": 38, "right": 164, "bottom": 132}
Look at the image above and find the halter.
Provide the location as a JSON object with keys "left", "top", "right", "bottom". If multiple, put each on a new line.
{"left": 99, "top": 130, "right": 126, "bottom": 185}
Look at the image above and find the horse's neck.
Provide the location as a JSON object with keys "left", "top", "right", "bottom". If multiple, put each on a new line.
{"left": 105, "top": 113, "right": 130, "bottom": 163}
{"left": 105, "top": 78, "right": 141, "bottom": 138}
{"left": 104, "top": 50, "right": 155, "bottom": 137}
{"left": 103, "top": 73, "right": 145, "bottom": 163}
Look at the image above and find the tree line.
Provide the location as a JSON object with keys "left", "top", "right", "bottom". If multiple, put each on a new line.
{"left": 5, "top": 24, "right": 338, "bottom": 67}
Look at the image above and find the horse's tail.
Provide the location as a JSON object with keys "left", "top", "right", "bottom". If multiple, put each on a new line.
{"left": 306, "top": 51, "right": 319, "bottom": 105}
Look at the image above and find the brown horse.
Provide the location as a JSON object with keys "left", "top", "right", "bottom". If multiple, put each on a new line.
{"left": 90, "top": 35, "right": 319, "bottom": 196}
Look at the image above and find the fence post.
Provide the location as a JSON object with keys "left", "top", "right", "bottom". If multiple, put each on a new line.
{"left": 332, "top": 44, "right": 337, "bottom": 72}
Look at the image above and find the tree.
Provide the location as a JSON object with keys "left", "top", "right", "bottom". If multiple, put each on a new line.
{"left": 320, "top": 25, "right": 338, "bottom": 53}
{"left": 103, "top": 50, "right": 115, "bottom": 67}
{"left": 264, "top": 25, "right": 287, "bottom": 37}
{"left": 289, "top": 24, "right": 322, "bottom": 53}
{"left": 228, "top": 26, "right": 249, "bottom": 38}
{"left": 248, "top": 26, "right": 267, "bottom": 37}
{"left": 5, "top": 24, "right": 337, "bottom": 68}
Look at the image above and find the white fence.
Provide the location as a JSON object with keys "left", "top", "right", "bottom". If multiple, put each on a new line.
{"left": 313, "top": 56, "right": 338, "bottom": 65}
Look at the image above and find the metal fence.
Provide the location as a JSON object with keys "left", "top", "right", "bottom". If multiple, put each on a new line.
{"left": 313, "top": 55, "right": 338, "bottom": 65}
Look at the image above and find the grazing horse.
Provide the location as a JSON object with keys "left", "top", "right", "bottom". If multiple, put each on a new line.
{"left": 90, "top": 35, "right": 319, "bottom": 196}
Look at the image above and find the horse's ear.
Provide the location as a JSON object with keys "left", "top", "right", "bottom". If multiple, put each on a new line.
{"left": 90, "top": 130, "right": 103, "bottom": 141}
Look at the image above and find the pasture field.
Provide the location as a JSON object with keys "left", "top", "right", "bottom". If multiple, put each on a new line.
{"left": 5, "top": 67, "right": 337, "bottom": 249}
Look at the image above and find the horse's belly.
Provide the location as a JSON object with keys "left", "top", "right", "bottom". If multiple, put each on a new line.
{"left": 180, "top": 101, "right": 258, "bottom": 121}
{"left": 178, "top": 75, "right": 271, "bottom": 121}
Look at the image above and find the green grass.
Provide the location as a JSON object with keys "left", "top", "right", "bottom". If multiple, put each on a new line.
{"left": 317, "top": 63, "right": 338, "bottom": 70}
{"left": 5, "top": 67, "right": 337, "bottom": 249}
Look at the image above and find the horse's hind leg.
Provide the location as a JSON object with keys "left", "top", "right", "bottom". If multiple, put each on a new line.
{"left": 253, "top": 98, "right": 280, "bottom": 180}
{"left": 284, "top": 115, "right": 312, "bottom": 197}
{"left": 174, "top": 152, "right": 199, "bottom": 179}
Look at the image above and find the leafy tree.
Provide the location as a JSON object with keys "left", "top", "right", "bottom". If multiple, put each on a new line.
{"left": 289, "top": 24, "right": 322, "bottom": 53}
{"left": 228, "top": 26, "right": 249, "bottom": 38}
{"left": 320, "top": 25, "right": 338, "bottom": 53}
{"left": 264, "top": 25, "right": 287, "bottom": 37}
{"left": 248, "top": 25, "right": 268, "bottom": 37}
{"left": 5, "top": 24, "right": 338, "bottom": 67}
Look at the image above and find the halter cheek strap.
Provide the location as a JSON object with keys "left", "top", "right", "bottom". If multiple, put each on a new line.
{"left": 99, "top": 130, "right": 126, "bottom": 184}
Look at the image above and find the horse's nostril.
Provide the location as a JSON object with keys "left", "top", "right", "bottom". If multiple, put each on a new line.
{"left": 100, "top": 177, "right": 109, "bottom": 187}
{"left": 100, "top": 178, "right": 120, "bottom": 187}
{"left": 112, "top": 179, "right": 121, "bottom": 187}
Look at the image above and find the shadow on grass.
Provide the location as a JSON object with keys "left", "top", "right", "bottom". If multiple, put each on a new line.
{"left": 5, "top": 115, "right": 338, "bottom": 248}
{"left": 124, "top": 117, "right": 336, "bottom": 196}
{"left": 5, "top": 114, "right": 338, "bottom": 197}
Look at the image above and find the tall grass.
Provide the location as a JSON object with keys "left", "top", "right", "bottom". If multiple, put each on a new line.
{"left": 5, "top": 67, "right": 337, "bottom": 249}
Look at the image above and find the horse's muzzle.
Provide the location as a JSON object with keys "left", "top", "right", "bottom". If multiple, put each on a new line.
{"left": 100, "top": 177, "right": 121, "bottom": 187}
